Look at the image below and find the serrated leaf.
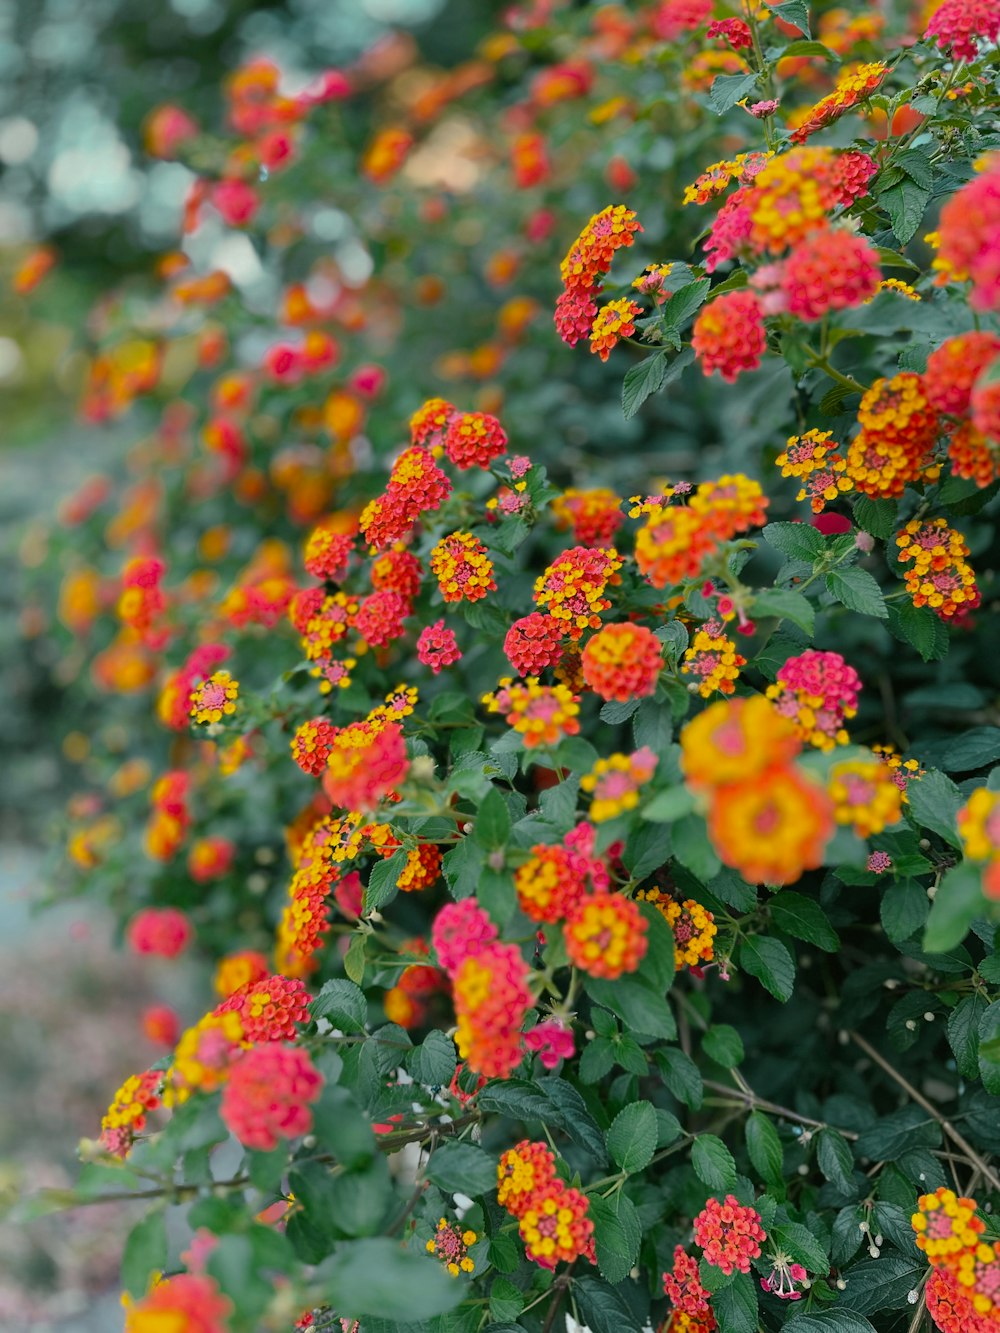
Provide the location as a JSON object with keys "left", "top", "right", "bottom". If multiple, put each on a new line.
{"left": 708, "top": 71, "right": 759, "bottom": 114}
{"left": 817, "top": 1129, "right": 856, "bottom": 1194}
{"left": 752, "top": 587, "right": 815, "bottom": 635}
{"left": 763, "top": 522, "right": 824, "bottom": 562}
{"left": 427, "top": 1142, "right": 497, "bottom": 1196}
{"left": 574, "top": 1275, "right": 644, "bottom": 1333}
{"left": 826, "top": 567, "right": 887, "bottom": 619}
{"left": 311, "top": 979, "right": 368, "bottom": 1032}
{"left": 947, "top": 993, "right": 986, "bottom": 1080}
{"left": 879, "top": 178, "right": 930, "bottom": 246}
{"left": 906, "top": 768, "right": 963, "bottom": 849}
{"left": 474, "top": 787, "right": 511, "bottom": 850}
{"left": 919, "top": 727, "right": 1000, "bottom": 774}
{"left": 657, "top": 1047, "right": 704, "bottom": 1109}
{"left": 589, "top": 1191, "right": 642, "bottom": 1284}
{"left": 702, "top": 1024, "right": 745, "bottom": 1068}
{"left": 409, "top": 1030, "right": 457, "bottom": 1088}
{"left": 876, "top": 880, "right": 926, "bottom": 945}
{"left": 672, "top": 811, "right": 722, "bottom": 883}
{"left": 692, "top": 1134, "right": 737, "bottom": 1190}
{"left": 746, "top": 1111, "right": 784, "bottom": 1187}
{"left": 713, "top": 1273, "right": 759, "bottom": 1333}
{"left": 852, "top": 495, "right": 897, "bottom": 540}
{"left": 606, "top": 1101, "right": 657, "bottom": 1174}
{"left": 768, "top": 0, "right": 810, "bottom": 33}
{"left": 786, "top": 1311, "right": 878, "bottom": 1333}
{"left": 773, "top": 1222, "right": 830, "bottom": 1274}
{"left": 322, "top": 1239, "right": 463, "bottom": 1320}
{"left": 659, "top": 282, "right": 712, "bottom": 331}
{"left": 738, "top": 935, "right": 795, "bottom": 1001}
{"left": 642, "top": 786, "right": 696, "bottom": 824}
{"left": 837, "top": 1254, "right": 924, "bottom": 1314}
{"left": 588, "top": 974, "right": 676, "bottom": 1039}
{"left": 122, "top": 1210, "right": 167, "bottom": 1298}
{"left": 770, "top": 891, "right": 839, "bottom": 951}
{"left": 888, "top": 601, "right": 949, "bottom": 662}
{"left": 366, "top": 849, "right": 407, "bottom": 912}
{"left": 978, "top": 1000, "right": 1000, "bottom": 1094}
{"left": 622, "top": 352, "right": 667, "bottom": 420}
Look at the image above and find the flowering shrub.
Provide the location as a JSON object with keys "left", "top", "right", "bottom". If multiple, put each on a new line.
{"left": 13, "top": 1, "right": 1000, "bottom": 1332}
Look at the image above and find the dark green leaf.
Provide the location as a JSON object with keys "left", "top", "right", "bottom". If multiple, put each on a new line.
{"left": 443, "top": 837, "right": 486, "bottom": 900}
{"left": 321, "top": 1239, "right": 464, "bottom": 1320}
{"left": 785, "top": 1311, "right": 878, "bottom": 1333}
{"left": 752, "top": 588, "right": 815, "bottom": 635}
{"left": 673, "top": 812, "right": 722, "bottom": 883}
{"left": 474, "top": 787, "right": 511, "bottom": 850}
{"left": 708, "top": 71, "right": 759, "bottom": 115}
{"left": 427, "top": 1142, "right": 497, "bottom": 1196}
{"left": 855, "top": 1105, "right": 940, "bottom": 1161}
{"left": 923, "top": 862, "right": 984, "bottom": 951}
{"left": 122, "top": 1210, "right": 167, "bottom": 1298}
{"left": 658, "top": 1046, "right": 704, "bottom": 1109}
{"left": 919, "top": 727, "right": 1000, "bottom": 774}
{"left": 311, "top": 979, "right": 368, "bottom": 1032}
{"left": 659, "top": 281, "right": 712, "bottom": 331}
{"left": 880, "top": 880, "right": 929, "bottom": 944}
{"left": 746, "top": 1111, "right": 784, "bottom": 1187}
{"left": 768, "top": 0, "right": 810, "bottom": 34}
{"left": 410, "top": 1030, "right": 458, "bottom": 1087}
{"left": 477, "top": 1079, "right": 551, "bottom": 1123}
{"left": 589, "top": 1191, "right": 642, "bottom": 1285}
{"left": 702, "top": 1025, "right": 745, "bottom": 1068}
{"left": 880, "top": 178, "right": 930, "bottom": 246}
{"left": 692, "top": 1134, "right": 737, "bottom": 1191}
{"left": 947, "top": 993, "right": 986, "bottom": 1080}
{"left": 826, "top": 567, "right": 887, "bottom": 619}
{"left": 817, "top": 1129, "right": 856, "bottom": 1195}
{"left": 588, "top": 974, "right": 676, "bottom": 1039}
{"left": 622, "top": 353, "right": 668, "bottom": 420}
{"left": 738, "top": 935, "right": 795, "bottom": 1001}
{"left": 365, "top": 850, "right": 407, "bottom": 911}
{"left": 538, "top": 1076, "right": 608, "bottom": 1163}
{"left": 838, "top": 1254, "right": 924, "bottom": 1314}
{"left": 713, "top": 1273, "right": 759, "bottom": 1333}
{"left": 606, "top": 1101, "right": 658, "bottom": 1174}
{"left": 770, "top": 891, "right": 839, "bottom": 951}
{"left": 888, "top": 601, "right": 949, "bottom": 662}
{"left": 600, "top": 698, "right": 641, "bottom": 724}
{"left": 763, "top": 523, "right": 824, "bottom": 562}
{"left": 574, "top": 1274, "right": 644, "bottom": 1333}
{"left": 773, "top": 1223, "right": 830, "bottom": 1274}
{"left": 906, "top": 768, "right": 963, "bottom": 848}
{"left": 978, "top": 1000, "right": 1000, "bottom": 1094}
{"left": 852, "top": 496, "right": 897, "bottom": 540}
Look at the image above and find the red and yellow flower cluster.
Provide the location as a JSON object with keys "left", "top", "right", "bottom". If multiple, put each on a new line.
{"left": 497, "top": 1140, "right": 594, "bottom": 1270}
{"left": 913, "top": 1187, "right": 1000, "bottom": 1333}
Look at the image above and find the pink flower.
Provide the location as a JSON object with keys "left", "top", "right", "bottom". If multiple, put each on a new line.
{"left": 523, "top": 1018, "right": 575, "bottom": 1069}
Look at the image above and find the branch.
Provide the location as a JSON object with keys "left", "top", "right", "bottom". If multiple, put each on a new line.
{"left": 849, "top": 1031, "right": 1000, "bottom": 1194}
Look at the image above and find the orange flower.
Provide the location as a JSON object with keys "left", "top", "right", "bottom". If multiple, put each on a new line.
{"left": 681, "top": 696, "right": 800, "bottom": 791}
{"left": 581, "top": 622, "right": 663, "bottom": 701}
{"left": 706, "top": 767, "right": 834, "bottom": 885}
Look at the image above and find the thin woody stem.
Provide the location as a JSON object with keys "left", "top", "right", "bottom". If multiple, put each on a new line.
{"left": 849, "top": 1031, "right": 1000, "bottom": 1194}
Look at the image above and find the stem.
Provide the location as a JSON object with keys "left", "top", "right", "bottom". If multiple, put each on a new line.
{"left": 849, "top": 1031, "right": 1000, "bottom": 1194}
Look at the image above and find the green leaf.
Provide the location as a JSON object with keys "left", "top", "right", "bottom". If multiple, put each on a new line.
{"left": 409, "top": 1030, "right": 458, "bottom": 1087}
{"left": 311, "top": 1085, "right": 377, "bottom": 1167}
{"left": 785, "top": 1312, "right": 878, "bottom": 1333}
{"left": 852, "top": 496, "right": 897, "bottom": 540}
{"left": 642, "top": 786, "right": 696, "bottom": 824}
{"left": 924, "top": 862, "right": 983, "bottom": 952}
{"left": 768, "top": 0, "right": 810, "bottom": 34}
{"left": 763, "top": 522, "right": 824, "bottom": 562}
{"left": 713, "top": 1273, "right": 759, "bottom": 1333}
{"left": 477, "top": 1078, "right": 551, "bottom": 1122}
{"left": 838, "top": 1254, "right": 924, "bottom": 1314}
{"left": 659, "top": 281, "right": 712, "bottom": 332}
{"left": 311, "top": 979, "right": 368, "bottom": 1032}
{"left": 638, "top": 902, "right": 679, "bottom": 992}
{"left": 672, "top": 812, "right": 722, "bottom": 883}
{"left": 708, "top": 71, "right": 759, "bottom": 115}
{"left": 978, "top": 1000, "right": 1000, "bottom": 1094}
{"left": 366, "top": 849, "right": 407, "bottom": 911}
{"left": 888, "top": 601, "right": 949, "bottom": 662}
{"left": 327, "top": 1157, "right": 394, "bottom": 1236}
{"left": 623, "top": 820, "right": 671, "bottom": 881}
{"left": 737, "top": 935, "right": 795, "bottom": 1001}
{"left": 442, "top": 837, "right": 486, "bottom": 900}
{"left": 702, "top": 1024, "right": 745, "bottom": 1068}
{"left": 606, "top": 1101, "right": 658, "bottom": 1174}
{"left": 826, "top": 567, "right": 887, "bottom": 619}
{"left": 321, "top": 1239, "right": 464, "bottom": 1320}
{"left": 600, "top": 698, "right": 641, "bottom": 724}
{"left": 658, "top": 1046, "right": 703, "bottom": 1109}
{"left": 538, "top": 1076, "right": 609, "bottom": 1163}
{"left": 906, "top": 768, "right": 963, "bottom": 848}
{"left": 773, "top": 1223, "right": 830, "bottom": 1274}
{"left": 121, "top": 1210, "right": 167, "bottom": 1298}
{"left": 880, "top": 880, "right": 929, "bottom": 944}
{"left": 692, "top": 1134, "right": 738, "bottom": 1191}
{"left": 746, "top": 1111, "right": 784, "bottom": 1187}
{"left": 770, "top": 891, "right": 839, "bottom": 951}
{"left": 622, "top": 352, "right": 667, "bottom": 420}
{"left": 752, "top": 587, "right": 815, "bottom": 635}
{"left": 427, "top": 1141, "right": 497, "bottom": 1196}
{"left": 920, "top": 727, "right": 1000, "bottom": 774}
{"left": 817, "top": 1129, "right": 856, "bottom": 1195}
{"left": 489, "top": 1279, "right": 524, "bottom": 1324}
{"left": 574, "top": 1274, "right": 644, "bottom": 1333}
{"left": 344, "top": 931, "right": 366, "bottom": 984}
{"left": 947, "top": 993, "right": 987, "bottom": 1080}
{"left": 633, "top": 697, "right": 673, "bottom": 755}
{"left": 588, "top": 974, "right": 676, "bottom": 1039}
{"left": 879, "top": 178, "right": 931, "bottom": 246}
{"left": 589, "top": 1191, "right": 642, "bottom": 1285}
{"left": 474, "top": 788, "right": 511, "bottom": 850}
{"left": 780, "top": 38, "right": 839, "bottom": 58}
